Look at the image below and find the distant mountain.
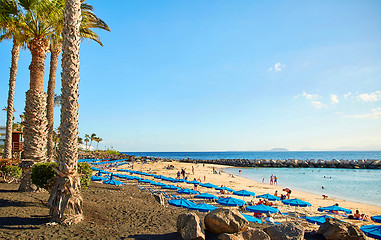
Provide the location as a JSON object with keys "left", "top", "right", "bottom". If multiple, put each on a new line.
{"left": 269, "top": 148, "right": 289, "bottom": 152}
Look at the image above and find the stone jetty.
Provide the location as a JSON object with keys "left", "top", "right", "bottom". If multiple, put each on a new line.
{"left": 178, "top": 158, "right": 381, "bottom": 169}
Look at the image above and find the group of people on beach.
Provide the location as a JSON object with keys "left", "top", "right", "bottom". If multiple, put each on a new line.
{"left": 270, "top": 174, "right": 277, "bottom": 185}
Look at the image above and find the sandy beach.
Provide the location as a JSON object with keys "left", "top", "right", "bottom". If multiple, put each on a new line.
{"left": 120, "top": 160, "right": 381, "bottom": 222}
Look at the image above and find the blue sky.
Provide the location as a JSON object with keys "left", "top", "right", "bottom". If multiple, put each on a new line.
{"left": 1, "top": 0, "right": 381, "bottom": 151}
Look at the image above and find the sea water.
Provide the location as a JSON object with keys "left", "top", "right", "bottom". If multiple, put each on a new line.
{"left": 223, "top": 167, "right": 381, "bottom": 207}
{"left": 123, "top": 151, "right": 381, "bottom": 207}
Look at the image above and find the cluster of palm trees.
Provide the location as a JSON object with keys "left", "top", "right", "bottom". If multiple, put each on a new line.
{"left": 1, "top": 0, "right": 110, "bottom": 224}
{"left": 79, "top": 133, "right": 103, "bottom": 150}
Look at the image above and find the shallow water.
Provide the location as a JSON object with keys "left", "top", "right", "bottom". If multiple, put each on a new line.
{"left": 223, "top": 167, "right": 381, "bottom": 207}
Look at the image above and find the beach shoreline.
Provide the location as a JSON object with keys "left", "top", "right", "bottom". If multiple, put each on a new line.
{"left": 119, "top": 159, "right": 381, "bottom": 221}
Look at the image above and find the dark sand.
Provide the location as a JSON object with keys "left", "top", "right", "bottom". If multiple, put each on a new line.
{"left": 0, "top": 182, "right": 188, "bottom": 239}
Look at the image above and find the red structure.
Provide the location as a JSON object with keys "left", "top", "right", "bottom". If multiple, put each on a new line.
{"left": 12, "top": 131, "right": 23, "bottom": 159}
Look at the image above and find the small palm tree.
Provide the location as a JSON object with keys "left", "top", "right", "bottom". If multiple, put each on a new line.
{"left": 84, "top": 134, "right": 90, "bottom": 150}
{"left": 94, "top": 137, "right": 102, "bottom": 150}
{"left": 89, "top": 133, "right": 96, "bottom": 149}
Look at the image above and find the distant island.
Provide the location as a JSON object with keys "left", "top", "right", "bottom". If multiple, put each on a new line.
{"left": 269, "top": 148, "right": 290, "bottom": 151}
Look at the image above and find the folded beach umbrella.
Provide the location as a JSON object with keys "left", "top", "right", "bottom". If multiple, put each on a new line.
{"left": 305, "top": 215, "right": 333, "bottom": 225}
{"left": 177, "top": 188, "right": 200, "bottom": 195}
{"left": 90, "top": 175, "right": 108, "bottom": 181}
{"left": 371, "top": 215, "right": 381, "bottom": 223}
{"left": 168, "top": 198, "right": 196, "bottom": 208}
{"left": 215, "top": 186, "right": 234, "bottom": 192}
{"left": 117, "top": 174, "right": 136, "bottom": 180}
{"left": 200, "top": 183, "right": 218, "bottom": 188}
{"left": 103, "top": 175, "right": 125, "bottom": 185}
{"left": 154, "top": 175, "right": 165, "bottom": 179}
{"left": 151, "top": 181, "right": 166, "bottom": 186}
{"left": 256, "top": 193, "right": 281, "bottom": 201}
{"left": 240, "top": 213, "right": 262, "bottom": 223}
{"left": 233, "top": 190, "right": 256, "bottom": 197}
{"left": 175, "top": 179, "right": 187, "bottom": 183}
{"left": 161, "top": 184, "right": 181, "bottom": 190}
{"left": 188, "top": 203, "right": 218, "bottom": 212}
{"left": 282, "top": 198, "right": 311, "bottom": 207}
{"left": 194, "top": 193, "right": 218, "bottom": 200}
{"left": 318, "top": 205, "right": 352, "bottom": 214}
{"left": 217, "top": 197, "right": 246, "bottom": 207}
{"left": 360, "top": 225, "right": 381, "bottom": 240}
{"left": 187, "top": 180, "right": 201, "bottom": 185}
{"left": 246, "top": 204, "right": 279, "bottom": 214}
{"left": 138, "top": 179, "right": 153, "bottom": 183}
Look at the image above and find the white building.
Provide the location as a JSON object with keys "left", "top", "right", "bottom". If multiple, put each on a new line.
{"left": 0, "top": 126, "right": 6, "bottom": 149}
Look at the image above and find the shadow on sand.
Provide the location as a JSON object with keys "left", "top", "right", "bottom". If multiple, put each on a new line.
{"left": 0, "top": 216, "right": 50, "bottom": 230}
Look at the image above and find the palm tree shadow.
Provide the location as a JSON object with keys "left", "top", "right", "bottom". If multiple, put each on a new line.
{"left": 0, "top": 216, "right": 50, "bottom": 230}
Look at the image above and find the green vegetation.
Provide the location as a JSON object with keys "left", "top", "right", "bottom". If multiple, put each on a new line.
{"left": 31, "top": 162, "right": 92, "bottom": 190}
{"left": 0, "top": 165, "right": 22, "bottom": 183}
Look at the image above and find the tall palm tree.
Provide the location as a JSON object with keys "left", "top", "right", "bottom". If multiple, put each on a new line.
{"left": 17, "top": 0, "right": 63, "bottom": 163}
{"left": 84, "top": 134, "right": 89, "bottom": 150}
{"left": 46, "top": 1, "right": 110, "bottom": 161}
{"left": 89, "top": 133, "right": 96, "bottom": 149}
{"left": 0, "top": 0, "right": 28, "bottom": 159}
{"left": 94, "top": 136, "right": 102, "bottom": 150}
{"left": 48, "top": 0, "right": 83, "bottom": 224}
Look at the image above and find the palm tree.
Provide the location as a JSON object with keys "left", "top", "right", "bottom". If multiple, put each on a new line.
{"left": 48, "top": 0, "right": 83, "bottom": 224}
{"left": 0, "top": 0, "right": 28, "bottom": 159}
{"left": 84, "top": 134, "right": 89, "bottom": 150}
{"left": 46, "top": 1, "right": 110, "bottom": 162}
{"left": 17, "top": 0, "right": 63, "bottom": 163}
{"left": 94, "top": 137, "right": 102, "bottom": 150}
{"left": 89, "top": 133, "right": 96, "bottom": 149}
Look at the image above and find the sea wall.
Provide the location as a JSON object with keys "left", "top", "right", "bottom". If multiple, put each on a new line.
{"left": 178, "top": 158, "right": 381, "bottom": 169}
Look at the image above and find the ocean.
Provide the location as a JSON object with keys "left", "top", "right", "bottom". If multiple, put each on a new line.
{"left": 122, "top": 151, "right": 381, "bottom": 206}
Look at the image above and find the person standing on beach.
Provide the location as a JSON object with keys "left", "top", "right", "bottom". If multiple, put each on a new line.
{"left": 274, "top": 176, "right": 277, "bottom": 185}
{"left": 270, "top": 175, "right": 273, "bottom": 185}
{"left": 192, "top": 166, "right": 195, "bottom": 175}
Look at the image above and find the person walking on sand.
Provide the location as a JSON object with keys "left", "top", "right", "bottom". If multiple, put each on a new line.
{"left": 270, "top": 175, "right": 273, "bottom": 185}
{"left": 274, "top": 175, "right": 277, "bottom": 185}
{"left": 192, "top": 166, "right": 195, "bottom": 175}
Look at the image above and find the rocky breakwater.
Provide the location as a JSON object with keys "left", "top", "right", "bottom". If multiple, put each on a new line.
{"left": 78, "top": 151, "right": 161, "bottom": 162}
{"left": 179, "top": 158, "right": 381, "bottom": 169}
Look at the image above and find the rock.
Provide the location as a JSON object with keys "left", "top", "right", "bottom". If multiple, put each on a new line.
{"left": 242, "top": 228, "right": 270, "bottom": 240}
{"left": 218, "top": 227, "right": 270, "bottom": 240}
{"left": 264, "top": 222, "right": 304, "bottom": 240}
{"left": 205, "top": 208, "right": 248, "bottom": 234}
{"left": 153, "top": 192, "right": 166, "bottom": 206}
{"left": 317, "top": 218, "right": 366, "bottom": 240}
{"left": 177, "top": 212, "right": 205, "bottom": 240}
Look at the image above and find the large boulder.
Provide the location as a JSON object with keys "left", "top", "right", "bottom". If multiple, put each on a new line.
{"left": 264, "top": 222, "right": 304, "bottom": 240}
{"left": 177, "top": 212, "right": 205, "bottom": 240}
{"left": 218, "top": 227, "right": 270, "bottom": 240}
{"left": 205, "top": 208, "right": 248, "bottom": 234}
{"left": 317, "top": 218, "right": 366, "bottom": 240}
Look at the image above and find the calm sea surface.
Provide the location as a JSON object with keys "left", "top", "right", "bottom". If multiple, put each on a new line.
{"left": 123, "top": 151, "right": 381, "bottom": 206}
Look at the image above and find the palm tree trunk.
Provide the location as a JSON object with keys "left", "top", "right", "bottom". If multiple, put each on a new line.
{"left": 19, "top": 36, "right": 49, "bottom": 192}
{"left": 3, "top": 39, "right": 20, "bottom": 160}
{"left": 48, "top": 0, "right": 83, "bottom": 225}
{"left": 46, "top": 44, "right": 62, "bottom": 162}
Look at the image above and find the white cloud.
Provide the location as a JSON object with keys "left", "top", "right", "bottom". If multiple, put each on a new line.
{"left": 344, "top": 92, "right": 352, "bottom": 100}
{"left": 311, "top": 101, "right": 325, "bottom": 109}
{"left": 268, "top": 62, "right": 285, "bottom": 72}
{"left": 295, "top": 91, "right": 319, "bottom": 100}
{"left": 356, "top": 91, "right": 381, "bottom": 102}
{"left": 344, "top": 108, "right": 381, "bottom": 119}
{"left": 330, "top": 94, "right": 339, "bottom": 104}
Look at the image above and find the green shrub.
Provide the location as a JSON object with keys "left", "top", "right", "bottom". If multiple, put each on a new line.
{"left": 78, "top": 162, "right": 92, "bottom": 189}
{"left": 31, "top": 162, "right": 92, "bottom": 190}
{"left": 0, "top": 165, "right": 22, "bottom": 183}
{"left": 31, "top": 162, "right": 57, "bottom": 189}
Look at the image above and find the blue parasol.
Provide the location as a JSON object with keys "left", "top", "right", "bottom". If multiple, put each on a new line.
{"left": 151, "top": 181, "right": 166, "bottom": 186}
{"left": 103, "top": 175, "right": 125, "bottom": 185}
{"left": 256, "top": 193, "right": 281, "bottom": 201}
{"left": 240, "top": 213, "right": 262, "bottom": 223}
{"left": 305, "top": 215, "right": 333, "bottom": 225}
{"left": 233, "top": 190, "right": 256, "bottom": 197}
{"left": 200, "top": 183, "right": 219, "bottom": 188}
{"left": 318, "top": 205, "right": 352, "bottom": 214}
{"left": 188, "top": 203, "right": 218, "bottom": 212}
{"left": 161, "top": 185, "right": 181, "bottom": 190}
{"left": 372, "top": 215, "right": 381, "bottom": 223}
{"left": 215, "top": 186, "right": 234, "bottom": 192}
{"left": 246, "top": 204, "right": 279, "bottom": 214}
{"left": 168, "top": 198, "right": 196, "bottom": 208}
{"left": 282, "top": 198, "right": 311, "bottom": 207}
{"left": 360, "top": 225, "right": 381, "bottom": 239}
{"left": 216, "top": 197, "right": 246, "bottom": 206}
{"left": 194, "top": 193, "right": 218, "bottom": 200}
{"left": 138, "top": 179, "right": 153, "bottom": 183}
{"left": 177, "top": 188, "right": 199, "bottom": 194}
{"left": 187, "top": 180, "right": 201, "bottom": 185}
{"left": 91, "top": 175, "right": 107, "bottom": 181}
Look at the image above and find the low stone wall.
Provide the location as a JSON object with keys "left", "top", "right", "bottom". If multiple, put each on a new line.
{"left": 177, "top": 158, "right": 381, "bottom": 169}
